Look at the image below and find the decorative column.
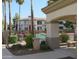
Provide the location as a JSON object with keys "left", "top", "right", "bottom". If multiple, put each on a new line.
{"left": 46, "top": 21, "right": 59, "bottom": 49}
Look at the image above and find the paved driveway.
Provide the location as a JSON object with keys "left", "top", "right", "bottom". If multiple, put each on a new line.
{"left": 2, "top": 47, "right": 77, "bottom": 59}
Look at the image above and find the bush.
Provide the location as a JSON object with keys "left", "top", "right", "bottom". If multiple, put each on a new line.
{"left": 24, "top": 33, "right": 33, "bottom": 48}
{"left": 59, "top": 33, "right": 69, "bottom": 42}
{"left": 8, "top": 35, "right": 18, "bottom": 44}
{"left": 40, "top": 41, "right": 48, "bottom": 50}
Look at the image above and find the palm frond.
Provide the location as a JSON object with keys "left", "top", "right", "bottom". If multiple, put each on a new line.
{"left": 16, "top": 0, "right": 24, "bottom": 5}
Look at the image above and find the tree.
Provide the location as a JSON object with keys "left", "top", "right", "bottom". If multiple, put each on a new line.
{"left": 64, "top": 21, "right": 73, "bottom": 29}
{"left": 2, "top": 0, "right": 7, "bottom": 30}
{"left": 16, "top": 0, "right": 24, "bottom": 19}
{"left": 2, "top": 0, "right": 9, "bottom": 48}
{"left": 64, "top": 21, "right": 74, "bottom": 32}
{"left": 8, "top": 0, "right": 12, "bottom": 35}
{"left": 30, "top": 0, "right": 34, "bottom": 37}
{"left": 13, "top": 13, "right": 19, "bottom": 32}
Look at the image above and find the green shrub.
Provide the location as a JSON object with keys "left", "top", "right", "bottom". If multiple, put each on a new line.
{"left": 24, "top": 33, "right": 33, "bottom": 48}
{"left": 59, "top": 33, "right": 69, "bottom": 42}
{"left": 40, "top": 41, "right": 48, "bottom": 50}
{"left": 8, "top": 35, "right": 18, "bottom": 44}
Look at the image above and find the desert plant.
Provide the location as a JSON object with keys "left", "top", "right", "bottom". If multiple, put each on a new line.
{"left": 8, "top": 34, "right": 18, "bottom": 44}
{"left": 59, "top": 33, "right": 69, "bottom": 42}
{"left": 24, "top": 33, "right": 33, "bottom": 48}
{"left": 40, "top": 41, "right": 48, "bottom": 50}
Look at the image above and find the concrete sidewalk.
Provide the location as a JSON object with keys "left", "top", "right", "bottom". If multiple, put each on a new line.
{"left": 2, "top": 47, "right": 77, "bottom": 59}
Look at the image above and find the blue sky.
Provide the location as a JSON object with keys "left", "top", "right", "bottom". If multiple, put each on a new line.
{"left": 2, "top": 0, "right": 48, "bottom": 24}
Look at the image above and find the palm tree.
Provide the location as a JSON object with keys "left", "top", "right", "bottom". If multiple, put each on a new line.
{"left": 30, "top": 0, "right": 34, "bottom": 37}
{"left": 2, "top": 20, "right": 4, "bottom": 31}
{"left": 8, "top": 0, "right": 12, "bottom": 35}
{"left": 16, "top": 0, "right": 24, "bottom": 33}
{"left": 2, "top": 0, "right": 7, "bottom": 31}
{"left": 14, "top": 13, "right": 19, "bottom": 32}
{"left": 2, "top": 0, "right": 9, "bottom": 48}
{"left": 16, "top": 0, "right": 24, "bottom": 19}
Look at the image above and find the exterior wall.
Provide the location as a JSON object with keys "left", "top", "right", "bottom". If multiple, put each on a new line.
{"left": 18, "top": 17, "right": 46, "bottom": 33}
{"left": 46, "top": 23, "right": 60, "bottom": 49}
{"left": 34, "top": 21, "right": 37, "bottom": 30}
{"left": 46, "top": 3, "right": 76, "bottom": 37}
{"left": 46, "top": 3, "right": 77, "bottom": 22}
{"left": 42, "top": 0, "right": 77, "bottom": 49}
{"left": 47, "top": 23, "right": 59, "bottom": 38}
{"left": 18, "top": 20, "right": 30, "bottom": 31}
{"left": 34, "top": 20, "right": 46, "bottom": 33}
{"left": 36, "top": 20, "right": 46, "bottom": 31}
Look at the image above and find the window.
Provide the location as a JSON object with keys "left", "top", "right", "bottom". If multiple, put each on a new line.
{"left": 45, "top": 28, "right": 47, "bottom": 31}
{"left": 37, "top": 21, "right": 42, "bottom": 25}
{"left": 37, "top": 27, "right": 42, "bottom": 31}
{"left": 59, "top": 21, "right": 63, "bottom": 24}
{"left": 59, "top": 26, "right": 63, "bottom": 29}
{"left": 24, "top": 21, "right": 26, "bottom": 24}
{"left": 25, "top": 27, "right": 28, "bottom": 31}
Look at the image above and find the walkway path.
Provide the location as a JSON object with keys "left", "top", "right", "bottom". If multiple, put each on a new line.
{"left": 2, "top": 47, "right": 77, "bottom": 59}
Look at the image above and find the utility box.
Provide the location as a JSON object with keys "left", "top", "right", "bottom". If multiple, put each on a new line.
{"left": 33, "top": 38, "right": 40, "bottom": 50}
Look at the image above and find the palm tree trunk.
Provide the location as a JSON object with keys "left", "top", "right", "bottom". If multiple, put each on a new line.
{"left": 31, "top": 0, "right": 34, "bottom": 37}
{"left": 19, "top": 5, "right": 20, "bottom": 19}
{"left": 4, "top": 0, "right": 9, "bottom": 48}
{"left": 3, "top": 2, "right": 4, "bottom": 21}
{"left": 18, "top": 5, "right": 21, "bottom": 32}
{"left": 4, "top": 0, "right": 6, "bottom": 31}
{"left": 7, "top": 1, "right": 12, "bottom": 48}
{"left": 9, "top": 1, "right": 12, "bottom": 35}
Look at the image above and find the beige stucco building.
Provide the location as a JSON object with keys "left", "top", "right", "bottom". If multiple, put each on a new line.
{"left": 18, "top": 16, "right": 46, "bottom": 33}
{"left": 42, "top": 0, "right": 77, "bottom": 49}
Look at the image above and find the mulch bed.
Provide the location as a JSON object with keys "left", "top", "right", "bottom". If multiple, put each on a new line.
{"left": 7, "top": 44, "right": 53, "bottom": 56}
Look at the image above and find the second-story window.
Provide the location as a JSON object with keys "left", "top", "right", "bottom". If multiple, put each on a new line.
{"left": 37, "top": 21, "right": 42, "bottom": 25}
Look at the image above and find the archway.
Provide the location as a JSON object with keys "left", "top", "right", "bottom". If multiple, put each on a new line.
{"left": 46, "top": 15, "right": 76, "bottom": 49}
